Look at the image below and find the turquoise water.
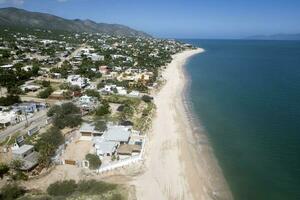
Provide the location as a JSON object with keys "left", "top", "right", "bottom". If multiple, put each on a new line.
{"left": 182, "top": 39, "right": 300, "bottom": 200}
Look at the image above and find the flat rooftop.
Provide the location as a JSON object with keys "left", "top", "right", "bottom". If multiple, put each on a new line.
{"left": 12, "top": 144, "right": 34, "bottom": 155}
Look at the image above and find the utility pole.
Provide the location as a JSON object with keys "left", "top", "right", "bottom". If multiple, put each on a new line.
{"left": 23, "top": 107, "right": 29, "bottom": 127}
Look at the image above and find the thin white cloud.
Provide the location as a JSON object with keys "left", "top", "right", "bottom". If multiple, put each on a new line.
{"left": 0, "top": 0, "right": 25, "bottom": 5}
{"left": 0, "top": 0, "right": 68, "bottom": 5}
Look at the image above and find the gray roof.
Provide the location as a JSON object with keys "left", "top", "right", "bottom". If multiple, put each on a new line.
{"left": 21, "top": 151, "right": 39, "bottom": 170}
{"left": 103, "top": 126, "right": 131, "bottom": 142}
{"left": 94, "top": 139, "right": 118, "bottom": 155}
{"left": 12, "top": 144, "right": 34, "bottom": 155}
{"left": 80, "top": 122, "right": 101, "bottom": 134}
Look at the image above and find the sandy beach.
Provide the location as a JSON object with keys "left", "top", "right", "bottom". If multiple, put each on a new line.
{"left": 133, "top": 49, "right": 233, "bottom": 200}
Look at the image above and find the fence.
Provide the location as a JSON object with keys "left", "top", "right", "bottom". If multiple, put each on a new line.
{"left": 97, "top": 136, "right": 147, "bottom": 174}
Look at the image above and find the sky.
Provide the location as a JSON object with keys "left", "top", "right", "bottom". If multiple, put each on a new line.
{"left": 0, "top": 0, "right": 300, "bottom": 39}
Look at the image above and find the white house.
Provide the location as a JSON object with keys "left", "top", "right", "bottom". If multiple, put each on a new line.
{"left": 88, "top": 53, "right": 104, "bottom": 61}
{"left": 100, "top": 85, "right": 117, "bottom": 94}
{"left": 93, "top": 137, "right": 118, "bottom": 157}
{"left": 128, "top": 90, "right": 140, "bottom": 97}
{"left": 20, "top": 84, "right": 41, "bottom": 92}
{"left": 67, "top": 75, "right": 90, "bottom": 88}
{"left": 103, "top": 125, "right": 131, "bottom": 144}
{"left": 0, "top": 111, "right": 20, "bottom": 127}
{"left": 0, "top": 64, "right": 13, "bottom": 69}
{"left": 79, "top": 95, "right": 96, "bottom": 105}
{"left": 116, "top": 87, "right": 127, "bottom": 95}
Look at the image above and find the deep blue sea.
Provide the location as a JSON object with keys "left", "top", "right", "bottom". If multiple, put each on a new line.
{"left": 181, "top": 39, "right": 300, "bottom": 200}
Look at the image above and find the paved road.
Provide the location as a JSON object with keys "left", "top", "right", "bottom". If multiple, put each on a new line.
{"left": 57, "top": 44, "right": 87, "bottom": 68}
{"left": 0, "top": 110, "right": 48, "bottom": 142}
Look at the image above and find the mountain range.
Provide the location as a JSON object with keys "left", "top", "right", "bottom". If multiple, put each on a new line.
{"left": 0, "top": 7, "right": 150, "bottom": 37}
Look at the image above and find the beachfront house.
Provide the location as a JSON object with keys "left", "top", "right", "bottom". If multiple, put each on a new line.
{"left": 79, "top": 122, "right": 103, "bottom": 140}
{"left": 117, "top": 144, "right": 142, "bottom": 159}
{"left": 103, "top": 125, "right": 131, "bottom": 144}
{"left": 93, "top": 137, "right": 118, "bottom": 157}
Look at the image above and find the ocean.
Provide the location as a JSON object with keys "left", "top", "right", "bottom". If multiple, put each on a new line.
{"left": 181, "top": 39, "right": 300, "bottom": 200}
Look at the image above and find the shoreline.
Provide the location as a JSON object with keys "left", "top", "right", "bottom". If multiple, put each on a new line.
{"left": 180, "top": 49, "right": 233, "bottom": 200}
{"left": 133, "top": 48, "right": 233, "bottom": 200}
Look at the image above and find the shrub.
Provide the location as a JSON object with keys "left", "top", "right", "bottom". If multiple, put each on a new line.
{"left": 35, "top": 127, "right": 64, "bottom": 166}
{"left": 95, "top": 101, "right": 110, "bottom": 116}
{"left": 10, "top": 159, "right": 24, "bottom": 172}
{"left": 59, "top": 82, "right": 70, "bottom": 90}
{"left": 85, "top": 89, "right": 100, "bottom": 99}
{"left": 47, "top": 103, "right": 82, "bottom": 129}
{"left": 120, "top": 104, "right": 134, "bottom": 121}
{"left": 41, "top": 80, "right": 51, "bottom": 87}
{"left": 117, "top": 105, "right": 124, "bottom": 112}
{"left": 97, "top": 82, "right": 105, "bottom": 89}
{"left": 0, "top": 184, "right": 26, "bottom": 200}
{"left": 11, "top": 171, "right": 28, "bottom": 181}
{"left": 0, "top": 163, "right": 9, "bottom": 179}
{"left": 47, "top": 180, "right": 77, "bottom": 196}
{"left": 0, "top": 95, "right": 21, "bottom": 106}
{"left": 110, "top": 193, "right": 123, "bottom": 200}
{"left": 38, "top": 87, "right": 53, "bottom": 99}
{"left": 85, "top": 154, "right": 101, "bottom": 170}
{"left": 77, "top": 180, "right": 116, "bottom": 195}
{"left": 141, "top": 95, "right": 153, "bottom": 103}
{"left": 94, "top": 120, "right": 107, "bottom": 132}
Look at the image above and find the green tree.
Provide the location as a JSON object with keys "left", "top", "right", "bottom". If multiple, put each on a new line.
{"left": 30, "top": 65, "right": 40, "bottom": 77}
{"left": 120, "top": 103, "right": 134, "bottom": 121}
{"left": 10, "top": 159, "right": 24, "bottom": 172}
{"left": 35, "top": 127, "right": 64, "bottom": 166}
{"left": 38, "top": 87, "right": 53, "bottom": 99}
{"left": 85, "top": 154, "right": 101, "bottom": 170}
{"left": 0, "top": 163, "right": 9, "bottom": 179}
{"left": 41, "top": 80, "right": 51, "bottom": 87}
{"left": 47, "top": 102, "right": 82, "bottom": 129}
{"left": 97, "top": 81, "right": 105, "bottom": 89}
{"left": 95, "top": 101, "right": 110, "bottom": 116}
{"left": 141, "top": 95, "right": 153, "bottom": 103}
{"left": 0, "top": 184, "right": 25, "bottom": 200}
{"left": 9, "top": 159, "right": 28, "bottom": 181}
{"left": 0, "top": 95, "right": 21, "bottom": 106}
{"left": 94, "top": 120, "right": 107, "bottom": 132}
{"left": 63, "top": 90, "right": 73, "bottom": 100}
{"left": 85, "top": 89, "right": 100, "bottom": 99}
{"left": 47, "top": 180, "right": 77, "bottom": 197}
